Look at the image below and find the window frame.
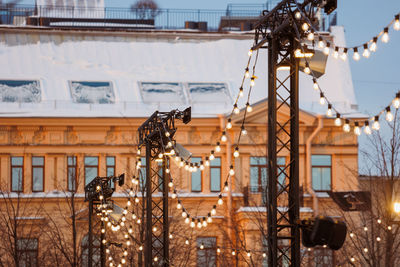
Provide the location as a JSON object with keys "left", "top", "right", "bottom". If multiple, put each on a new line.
{"left": 67, "top": 156, "right": 77, "bottom": 192}
{"left": 196, "top": 236, "right": 217, "bottom": 267}
{"left": 17, "top": 238, "right": 39, "bottom": 267}
{"left": 191, "top": 157, "right": 203, "bottom": 192}
{"left": 210, "top": 157, "right": 221, "bottom": 192}
{"left": 11, "top": 156, "right": 24, "bottom": 192}
{"left": 31, "top": 156, "right": 44, "bottom": 192}
{"left": 106, "top": 156, "right": 116, "bottom": 189}
{"left": 311, "top": 155, "right": 332, "bottom": 192}
{"left": 250, "top": 156, "right": 267, "bottom": 193}
{"left": 84, "top": 156, "right": 99, "bottom": 186}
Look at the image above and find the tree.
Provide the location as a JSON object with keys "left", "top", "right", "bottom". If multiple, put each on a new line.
{"left": 130, "top": 0, "right": 160, "bottom": 20}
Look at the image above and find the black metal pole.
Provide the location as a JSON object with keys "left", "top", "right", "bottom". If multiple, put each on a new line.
{"left": 162, "top": 157, "right": 169, "bottom": 266}
{"left": 145, "top": 142, "right": 152, "bottom": 266}
{"left": 88, "top": 198, "right": 93, "bottom": 267}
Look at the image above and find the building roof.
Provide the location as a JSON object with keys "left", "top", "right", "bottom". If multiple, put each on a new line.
{"left": 0, "top": 26, "right": 359, "bottom": 118}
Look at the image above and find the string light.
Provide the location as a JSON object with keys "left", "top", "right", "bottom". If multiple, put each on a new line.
{"left": 340, "top": 48, "right": 348, "bottom": 61}
{"left": 239, "top": 86, "right": 244, "bottom": 97}
{"left": 313, "top": 78, "right": 319, "bottom": 90}
{"left": 333, "top": 47, "right": 339, "bottom": 59}
{"left": 307, "top": 31, "right": 314, "bottom": 41}
{"left": 372, "top": 116, "right": 380, "bottom": 130}
{"left": 343, "top": 119, "right": 350, "bottom": 133}
{"left": 215, "top": 142, "right": 221, "bottom": 152}
{"left": 326, "top": 104, "right": 333, "bottom": 117}
{"left": 304, "top": 63, "right": 311, "bottom": 74}
{"left": 224, "top": 181, "right": 229, "bottom": 192}
{"left": 334, "top": 114, "right": 342, "bottom": 126}
{"left": 354, "top": 122, "right": 361, "bottom": 136}
{"left": 245, "top": 68, "right": 250, "bottom": 78}
{"left": 393, "top": 93, "right": 400, "bottom": 108}
{"left": 227, "top": 118, "right": 233, "bottom": 129}
{"left": 241, "top": 126, "right": 247, "bottom": 135}
{"left": 246, "top": 102, "right": 253, "bottom": 112}
{"left": 209, "top": 150, "right": 215, "bottom": 160}
{"left": 319, "top": 92, "right": 325, "bottom": 105}
{"left": 323, "top": 42, "right": 330, "bottom": 56}
{"left": 302, "top": 22, "right": 309, "bottom": 31}
{"left": 362, "top": 44, "right": 370, "bottom": 58}
{"left": 394, "top": 14, "right": 400, "bottom": 30}
{"left": 352, "top": 47, "right": 360, "bottom": 61}
{"left": 382, "top": 27, "right": 389, "bottom": 43}
{"left": 364, "top": 121, "right": 371, "bottom": 135}
{"left": 229, "top": 166, "right": 235, "bottom": 176}
{"left": 318, "top": 36, "right": 325, "bottom": 48}
{"left": 218, "top": 195, "right": 223, "bottom": 205}
{"left": 233, "top": 147, "right": 240, "bottom": 157}
{"left": 370, "top": 37, "right": 378, "bottom": 52}
{"left": 248, "top": 49, "right": 253, "bottom": 57}
{"left": 250, "top": 76, "right": 256, "bottom": 87}
{"left": 221, "top": 131, "right": 227, "bottom": 142}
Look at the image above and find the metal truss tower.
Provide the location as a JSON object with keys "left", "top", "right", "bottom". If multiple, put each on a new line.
{"left": 137, "top": 108, "right": 191, "bottom": 266}
{"left": 252, "top": 0, "right": 336, "bottom": 266}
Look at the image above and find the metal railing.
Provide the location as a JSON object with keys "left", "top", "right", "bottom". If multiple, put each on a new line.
{"left": 0, "top": 4, "right": 336, "bottom": 32}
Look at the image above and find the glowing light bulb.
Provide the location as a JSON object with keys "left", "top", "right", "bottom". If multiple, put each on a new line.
{"left": 372, "top": 116, "right": 380, "bottom": 130}
{"left": 232, "top": 250, "right": 236, "bottom": 256}
{"left": 247, "top": 252, "right": 251, "bottom": 257}
{"left": 352, "top": 48, "right": 360, "bottom": 61}
{"left": 165, "top": 131, "right": 170, "bottom": 137}
{"left": 200, "top": 162, "right": 205, "bottom": 170}
{"left": 215, "top": 142, "right": 221, "bottom": 152}
{"left": 245, "top": 68, "right": 250, "bottom": 78}
{"left": 168, "top": 181, "right": 173, "bottom": 188}
{"left": 250, "top": 77, "right": 256, "bottom": 87}
{"left": 377, "top": 219, "right": 382, "bottom": 224}
{"left": 218, "top": 195, "right": 223, "bottom": 205}
{"left": 229, "top": 166, "right": 235, "bottom": 176}
{"left": 246, "top": 103, "right": 253, "bottom": 112}
{"left": 233, "top": 147, "right": 240, "bottom": 158}
{"left": 182, "top": 210, "right": 187, "bottom": 217}
{"left": 227, "top": 119, "right": 232, "bottom": 129}
{"left": 169, "top": 234, "right": 173, "bottom": 239}
{"left": 202, "top": 218, "right": 208, "bottom": 227}
{"left": 377, "top": 237, "right": 381, "bottom": 242}
{"left": 211, "top": 205, "right": 217, "bottom": 215}
{"left": 200, "top": 243, "right": 204, "bottom": 250}
{"left": 263, "top": 253, "right": 267, "bottom": 258}
{"left": 323, "top": 46, "right": 330, "bottom": 56}
{"left": 221, "top": 132, "right": 227, "bottom": 142}
{"left": 239, "top": 87, "right": 244, "bottom": 97}
{"left": 388, "top": 225, "right": 392, "bottom": 230}
{"left": 185, "top": 217, "right": 190, "bottom": 224}
{"left": 307, "top": 32, "right": 314, "bottom": 41}
{"left": 302, "top": 22, "right": 309, "bottom": 31}
{"left": 185, "top": 239, "right": 189, "bottom": 245}
{"left": 354, "top": 123, "right": 361, "bottom": 136}
{"left": 210, "top": 152, "right": 215, "bottom": 161}
{"left": 241, "top": 126, "right": 247, "bottom": 135}
{"left": 343, "top": 119, "right": 350, "bottom": 132}
{"left": 326, "top": 104, "right": 333, "bottom": 117}
{"left": 295, "top": 11, "right": 301, "bottom": 19}
{"left": 364, "top": 226, "right": 368, "bottom": 231}
{"left": 382, "top": 28, "right": 389, "bottom": 43}
{"left": 362, "top": 44, "right": 370, "bottom": 58}
{"left": 197, "top": 220, "right": 202, "bottom": 228}
{"left": 386, "top": 106, "right": 393, "bottom": 122}
{"left": 217, "top": 247, "right": 221, "bottom": 254}
{"left": 205, "top": 157, "right": 210, "bottom": 166}
{"left": 304, "top": 65, "right": 311, "bottom": 74}
{"left": 233, "top": 104, "right": 240, "bottom": 114}
{"left": 394, "top": 16, "right": 400, "bottom": 30}
{"left": 190, "top": 219, "right": 195, "bottom": 228}
{"left": 137, "top": 148, "right": 141, "bottom": 155}
{"left": 333, "top": 47, "right": 339, "bottom": 59}
{"left": 349, "top": 232, "right": 354, "bottom": 238}
{"left": 171, "top": 190, "right": 177, "bottom": 199}
{"left": 158, "top": 153, "right": 163, "bottom": 158}
{"left": 248, "top": 49, "right": 253, "bottom": 56}
{"left": 319, "top": 93, "right": 325, "bottom": 105}
{"left": 364, "top": 121, "right": 371, "bottom": 135}
{"left": 334, "top": 114, "right": 342, "bottom": 126}
{"left": 177, "top": 202, "right": 182, "bottom": 210}
{"left": 224, "top": 181, "right": 229, "bottom": 192}
{"left": 340, "top": 48, "right": 348, "bottom": 61}
{"left": 318, "top": 37, "right": 325, "bottom": 48}
{"left": 313, "top": 79, "right": 319, "bottom": 90}
{"left": 393, "top": 93, "right": 400, "bottom": 108}
{"left": 167, "top": 141, "right": 172, "bottom": 147}
{"left": 350, "top": 257, "right": 355, "bottom": 262}
{"left": 370, "top": 38, "right": 377, "bottom": 52}
{"left": 207, "top": 215, "right": 212, "bottom": 223}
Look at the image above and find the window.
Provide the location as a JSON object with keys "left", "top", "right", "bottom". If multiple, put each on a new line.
{"left": 84, "top": 156, "right": 98, "bottom": 186}
{"left": 210, "top": 157, "right": 221, "bottom": 192}
{"left": 32, "top": 157, "right": 44, "bottom": 192}
{"left": 139, "top": 82, "right": 186, "bottom": 104}
{"left": 250, "top": 157, "right": 285, "bottom": 193}
{"left": 70, "top": 81, "right": 115, "bottom": 104}
{"left": 11, "top": 156, "right": 23, "bottom": 192}
{"left": 157, "top": 161, "right": 164, "bottom": 191}
{"left": 312, "top": 155, "right": 332, "bottom": 191}
{"left": 188, "top": 83, "right": 231, "bottom": 105}
{"left": 191, "top": 157, "right": 202, "bottom": 192}
{"left": 106, "top": 156, "right": 115, "bottom": 188}
{"left": 81, "top": 235, "right": 100, "bottom": 267}
{"left": 17, "top": 238, "right": 38, "bottom": 267}
{"left": 0, "top": 80, "right": 41, "bottom": 103}
{"left": 250, "top": 157, "right": 267, "bottom": 192}
{"left": 197, "top": 237, "right": 217, "bottom": 267}
{"left": 67, "top": 156, "right": 77, "bottom": 191}
{"left": 139, "top": 157, "right": 146, "bottom": 191}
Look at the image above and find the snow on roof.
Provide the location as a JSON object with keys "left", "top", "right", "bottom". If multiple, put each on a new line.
{"left": 236, "top": 206, "right": 313, "bottom": 213}
{"left": 0, "top": 26, "right": 358, "bottom": 118}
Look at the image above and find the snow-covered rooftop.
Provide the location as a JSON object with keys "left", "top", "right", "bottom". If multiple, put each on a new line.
{"left": 0, "top": 26, "right": 359, "bottom": 118}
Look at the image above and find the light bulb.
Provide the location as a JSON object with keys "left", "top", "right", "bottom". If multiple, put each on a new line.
{"left": 233, "top": 147, "right": 240, "bottom": 158}
{"left": 248, "top": 49, "right": 253, "bottom": 56}
{"left": 197, "top": 220, "right": 202, "bottom": 228}
{"left": 250, "top": 77, "right": 255, "bottom": 87}
{"left": 307, "top": 32, "right": 314, "bottom": 41}
{"left": 241, "top": 126, "right": 247, "bottom": 135}
{"left": 202, "top": 218, "right": 207, "bottom": 227}
{"left": 205, "top": 157, "right": 210, "bottom": 166}
{"left": 246, "top": 103, "right": 253, "bottom": 112}
{"left": 247, "top": 252, "right": 251, "bottom": 257}
{"left": 354, "top": 123, "right": 361, "bottom": 136}
{"left": 207, "top": 215, "right": 212, "bottom": 223}
{"left": 313, "top": 79, "right": 319, "bottom": 90}
{"left": 209, "top": 152, "right": 215, "bottom": 160}
{"left": 218, "top": 195, "right": 223, "bottom": 205}
{"left": 200, "top": 162, "right": 205, "bottom": 170}
{"left": 233, "top": 104, "right": 240, "bottom": 114}
{"left": 395, "top": 16, "right": 400, "bottom": 30}
{"left": 184, "top": 217, "right": 190, "bottom": 225}
{"left": 215, "top": 142, "right": 221, "bottom": 152}
{"left": 245, "top": 68, "right": 250, "bottom": 78}
{"left": 295, "top": 11, "right": 301, "bottom": 19}
{"left": 372, "top": 116, "right": 380, "bottom": 130}
{"left": 177, "top": 202, "right": 182, "bottom": 209}
{"left": 388, "top": 225, "right": 392, "bottom": 230}
{"left": 239, "top": 87, "right": 244, "bottom": 97}
{"left": 362, "top": 44, "right": 370, "bottom": 58}
{"left": 158, "top": 153, "right": 163, "bottom": 158}
{"left": 304, "top": 65, "right": 311, "bottom": 74}
{"left": 319, "top": 93, "right": 325, "bottom": 105}
{"left": 165, "top": 131, "right": 170, "bottom": 137}
{"left": 229, "top": 166, "right": 235, "bottom": 176}
{"left": 185, "top": 239, "right": 189, "bottom": 245}
{"left": 167, "top": 141, "right": 172, "bottom": 147}
{"left": 364, "top": 226, "right": 368, "bottom": 231}
{"left": 200, "top": 243, "right": 204, "bottom": 249}
{"left": 352, "top": 48, "right": 360, "bottom": 61}
{"left": 350, "top": 257, "right": 355, "bottom": 262}
{"left": 377, "top": 219, "right": 382, "bottom": 224}
{"left": 172, "top": 190, "right": 177, "bottom": 199}
{"left": 211, "top": 205, "right": 217, "bottom": 215}
{"left": 343, "top": 119, "right": 350, "bottom": 132}
{"left": 232, "top": 250, "right": 236, "bottom": 256}
{"left": 227, "top": 119, "right": 232, "bottom": 129}
{"left": 221, "top": 132, "right": 227, "bottom": 142}
{"left": 182, "top": 210, "right": 187, "bottom": 217}
{"left": 349, "top": 232, "right": 354, "bottom": 238}
{"left": 393, "top": 94, "right": 400, "bottom": 108}
{"left": 326, "top": 104, "right": 333, "bottom": 117}
{"left": 386, "top": 106, "right": 393, "bottom": 121}
{"left": 323, "top": 46, "right": 330, "bottom": 56}
{"left": 168, "top": 181, "right": 173, "bottom": 188}
{"left": 377, "top": 237, "right": 381, "bottom": 242}
{"left": 318, "top": 37, "right": 325, "bottom": 48}
{"left": 370, "top": 38, "right": 377, "bottom": 52}
{"left": 333, "top": 48, "right": 339, "bottom": 59}
{"left": 217, "top": 247, "right": 221, "bottom": 254}
{"left": 190, "top": 220, "right": 195, "bottom": 228}
{"left": 263, "top": 253, "right": 267, "bottom": 258}
{"left": 175, "top": 155, "right": 180, "bottom": 161}
{"left": 137, "top": 148, "right": 141, "bottom": 155}
{"left": 224, "top": 182, "right": 229, "bottom": 192}
{"left": 382, "top": 28, "right": 389, "bottom": 43}
{"left": 364, "top": 122, "right": 371, "bottom": 135}
{"left": 340, "top": 48, "right": 348, "bottom": 61}
{"left": 185, "top": 163, "right": 189, "bottom": 170}
{"left": 302, "top": 22, "right": 309, "bottom": 31}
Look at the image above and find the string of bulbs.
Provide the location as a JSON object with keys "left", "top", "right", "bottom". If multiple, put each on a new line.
{"left": 292, "top": 4, "right": 400, "bottom": 136}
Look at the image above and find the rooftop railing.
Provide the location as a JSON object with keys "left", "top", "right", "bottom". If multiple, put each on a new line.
{"left": 0, "top": 4, "right": 337, "bottom": 32}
